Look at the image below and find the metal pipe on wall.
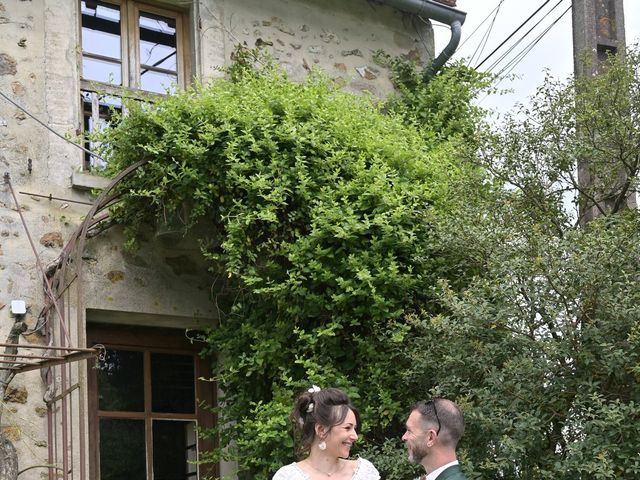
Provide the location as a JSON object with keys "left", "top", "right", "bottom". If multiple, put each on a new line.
{"left": 379, "top": 0, "right": 466, "bottom": 80}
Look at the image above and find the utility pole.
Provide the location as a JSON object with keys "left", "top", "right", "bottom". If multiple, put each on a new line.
{"left": 572, "top": 0, "right": 634, "bottom": 223}
{"left": 572, "top": 0, "right": 626, "bottom": 78}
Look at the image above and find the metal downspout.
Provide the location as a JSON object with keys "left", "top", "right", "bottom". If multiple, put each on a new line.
{"left": 379, "top": 0, "right": 466, "bottom": 81}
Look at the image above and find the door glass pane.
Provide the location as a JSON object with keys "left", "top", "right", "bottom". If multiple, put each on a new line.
{"left": 100, "top": 418, "right": 146, "bottom": 480}
{"left": 139, "top": 11, "right": 177, "bottom": 92}
{"left": 81, "top": 0, "right": 122, "bottom": 82}
{"left": 97, "top": 349, "right": 144, "bottom": 411}
{"left": 153, "top": 420, "right": 197, "bottom": 480}
{"left": 151, "top": 353, "right": 195, "bottom": 413}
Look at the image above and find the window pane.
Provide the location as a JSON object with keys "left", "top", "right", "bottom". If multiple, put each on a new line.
{"left": 82, "top": 91, "right": 122, "bottom": 170}
{"left": 153, "top": 420, "right": 197, "bottom": 480}
{"left": 82, "top": 56, "right": 122, "bottom": 85}
{"left": 97, "top": 349, "right": 144, "bottom": 411}
{"left": 140, "top": 70, "right": 177, "bottom": 94}
{"left": 151, "top": 353, "right": 195, "bottom": 413}
{"left": 139, "top": 11, "right": 177, "bottom": 69}
{"left": 99, "top": 418, "right": 146, "bottom": 480}
{"left": 139, "top": 11, "right": 177, "bottom": 92}
{"left": 81, "top": 1, "right": 122, "bottom": 81}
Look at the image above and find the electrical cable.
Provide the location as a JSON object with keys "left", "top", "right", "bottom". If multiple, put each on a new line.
{"left": 469, "top": 3, "right": 501, "bottom": 65}
{"left": 475, "top": 0, "right": 557, "bottom": 69}
{"left": 0, "top": 90, "right": 108, "bottom": 164}
{"left": 474, "top": 4, "right": 571, "bottom": 106}
{"left": 468, "top": 0, "right": 505, "bottom": 67}
{"left": 493, "top": 3, "right": 569, "bottom": 76}
{"left": 415, "top": 15, "right": 437, "bottom": 56}
{"left": 496, "top": 5, "right": 571, "bottom": 78}
{"left": 485, "top": 0, "right": 567, "bottom": 73}
{"left": 457, "top": 0, "right": 504, "bottom": 52}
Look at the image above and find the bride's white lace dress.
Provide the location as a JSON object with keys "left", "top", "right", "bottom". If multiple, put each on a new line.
{"left": 272, "top": 458, "right": 380, "bottom": 480}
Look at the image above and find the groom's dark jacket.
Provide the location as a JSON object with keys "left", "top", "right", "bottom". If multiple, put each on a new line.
{"left": 418, "top": 465, "right": 467, "bottom": 480}
{"left": 434, "top": 465, "right": 466, "bottom": 480}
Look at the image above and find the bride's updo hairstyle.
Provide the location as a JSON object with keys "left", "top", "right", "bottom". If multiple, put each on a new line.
{"left": 291, "top": 387, "right": 361, "bottom": 457}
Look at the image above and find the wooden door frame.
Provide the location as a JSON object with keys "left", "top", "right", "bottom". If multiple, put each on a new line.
{"left": 87, "top": 322, "right": 217, "bottom": 479}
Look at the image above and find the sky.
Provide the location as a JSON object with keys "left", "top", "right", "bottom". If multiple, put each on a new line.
{"left": 433, "top": 0, "right": 640, "bottom": 116}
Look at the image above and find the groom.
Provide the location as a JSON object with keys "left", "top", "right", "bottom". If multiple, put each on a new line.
{"left": 402, "top": 398, "right": 466, "bottom": 480}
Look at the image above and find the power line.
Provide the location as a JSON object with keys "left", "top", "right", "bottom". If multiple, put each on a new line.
{"left": 475, "top": 0, "right": 558, "bottom": 69}
{"left": 468, "top": 0, "right": 506, "bottom": 67}
{"left": 496, "top": 8, "right": 570, "bottom": 77}
{"left": 458, "top": 0, "right": 504, "bottom": 52}
{"left": 496, "top": 5, "right": 572, "bottom": 78}
{"left": 485, "top": 0, "right": 567, "bottom": 73}
{"left": 474, "top": 5, "right": 571, "bottom": 107}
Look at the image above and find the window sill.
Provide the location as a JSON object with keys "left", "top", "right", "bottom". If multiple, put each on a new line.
{"left": 72, "top": 171, "right": 111, "bottom": 191}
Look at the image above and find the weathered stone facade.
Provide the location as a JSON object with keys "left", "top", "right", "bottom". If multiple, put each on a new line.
{"left": 0, "top": 1, "right": 436, "bottom": 478}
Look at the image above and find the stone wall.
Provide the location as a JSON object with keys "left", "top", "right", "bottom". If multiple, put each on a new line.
{"left": 0, "top": 1, "right": 56, "bottom": 477}
{"left": 199, "top": 0, "right": 433, "bottom": 97}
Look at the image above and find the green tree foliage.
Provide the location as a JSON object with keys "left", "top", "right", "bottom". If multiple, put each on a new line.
{"left": 386, "top": 58, "right": 493, "bottom": 147}
{"left": 399, "top": 48, "right": 640, "bottom": 479}
{"left": 95, "top": 54, "right": 487, "bottom": 479}
{"left": 95, "top": 45, "right": 640, "bottom": 479}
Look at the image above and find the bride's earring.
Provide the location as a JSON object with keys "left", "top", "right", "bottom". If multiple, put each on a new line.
{"left": 318, "top": 441, "right": 327, "bottom": 451}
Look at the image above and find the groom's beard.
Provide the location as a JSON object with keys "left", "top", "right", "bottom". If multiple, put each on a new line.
{"left": 407, "top": 441, "right": 428, "bottom": 464}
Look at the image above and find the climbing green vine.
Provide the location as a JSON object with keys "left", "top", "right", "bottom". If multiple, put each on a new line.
{"left": 95, "top": 54, "right": 488, "bottom": 479}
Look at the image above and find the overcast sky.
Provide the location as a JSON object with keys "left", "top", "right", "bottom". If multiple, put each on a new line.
{"left": 433, "top": 0, "right": 640, "bottom": 116}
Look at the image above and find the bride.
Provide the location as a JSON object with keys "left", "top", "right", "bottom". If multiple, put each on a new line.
{"left": 273, "top": 386, "right": 380, "bottom": 480}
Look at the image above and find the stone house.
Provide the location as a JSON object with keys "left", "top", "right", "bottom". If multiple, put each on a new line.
{"left": 0, "top": 0, "right": 462, "bottom": 479}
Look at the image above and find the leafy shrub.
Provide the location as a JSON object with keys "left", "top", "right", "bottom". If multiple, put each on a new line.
{"left": 96, "top": 58, "right": 483, "bottom": 478}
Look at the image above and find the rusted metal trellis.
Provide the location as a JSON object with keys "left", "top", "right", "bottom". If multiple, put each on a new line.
{"left": 2, "top": 161, "right": 146, "bottom": 479}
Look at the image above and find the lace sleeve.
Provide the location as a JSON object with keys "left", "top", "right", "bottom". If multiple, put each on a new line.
{"left": 354, "top": 458, "right": 380, "bottom": 480}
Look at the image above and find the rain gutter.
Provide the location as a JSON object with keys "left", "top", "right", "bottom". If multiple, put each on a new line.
{"left": 379, "top": 0, "right": 467, "bottom": 81}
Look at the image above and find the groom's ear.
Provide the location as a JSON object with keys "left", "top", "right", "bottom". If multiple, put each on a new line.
{"left": 427, "top": 429, "right": 438, "bottom": 447}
